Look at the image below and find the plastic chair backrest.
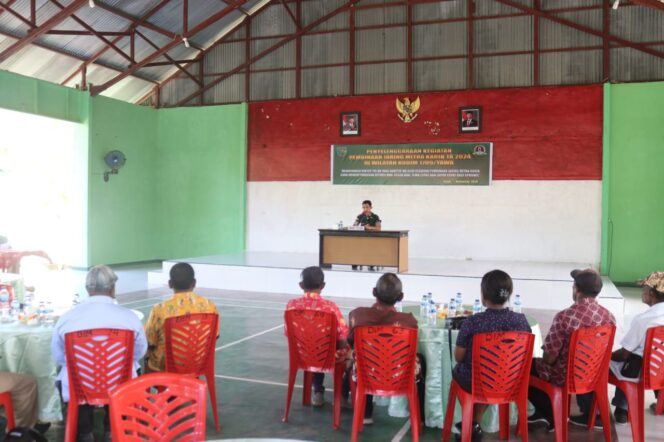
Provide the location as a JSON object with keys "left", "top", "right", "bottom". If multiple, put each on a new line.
{"left": 566, "top": 324, "right": 616, "bottom": 394}
{"left": 0, "top": 391, "right": 15, "bottom": 430}
{"left": 109, "top": 372, "right": 207, "bottom": 442}
{"left": 471, "top": 331, "right": 535, "bottom": 404}
{"left": 353, "top": 325, "right": 418, "bottom": 396}
{"left": 64, "top": 328, "right": 135, "bottom": 406}
{"left": 284, "top": 309, "right": 338, "bottom": 372}
{"left": 643, "top": 325, "right": 664, "bottom": 391}
{"left": 165, "top": 313, "right": 219, "bottom": 375}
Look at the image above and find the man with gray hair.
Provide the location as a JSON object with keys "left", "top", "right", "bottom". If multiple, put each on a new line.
{"left": 51, "top": 265, "right": 147, "bottom": 442}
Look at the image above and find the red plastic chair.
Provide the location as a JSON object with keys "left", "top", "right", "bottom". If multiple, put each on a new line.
{"left": 529, "top": 324, "right": 616, "bottom": 442}
{"left": 442, "top": 331, "right": 535, "bottom": 442}
{"left": 604, "top": 325, "right": 664, "bottom": 442}
{"left": 0, "top": 391, "right": 15, "bottom": 430}
{"left": 164, "top": 312, "right": 220, "bottom": 432}
{"left": 109, "top": 372, "right": 207, "bottom": 441}
{"left": 352, "top": 325, "right": 420, "bottom": 442}
{"left": 283, "top": 309, "right": 345, "bottom": 429}
{"left": 64, "top": 328, "right": 135, "bottom": 442}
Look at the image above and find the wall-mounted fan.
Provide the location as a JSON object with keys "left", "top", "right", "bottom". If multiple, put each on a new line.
{"left": 103, "top": 150, "right": 126, "bottom": 182}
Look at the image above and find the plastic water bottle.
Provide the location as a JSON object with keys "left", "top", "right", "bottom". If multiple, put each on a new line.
{"left": 395, "top": 300, "right": 403, "bottom": 312}
{"left": 420, "top": 294, "right": 428, "bottom": 318}
{"left": 448, "top": 298, "right": 457, "bottom": 318}
{"left": 10, "top": 299, "right": 20, "bottom": 320}
{"left": 338, "top": 220, "right": 344, "bottom": 229}
{"left": 513, "top": 294, "right": 523, "bottom": 314}
{"left": 37, "top": 301, "right": 46, "bottom": 323}
{"left": 455, "top": 292, "right": 463, "bottom": 311}
{"left": 72, "top": 293, "right": 80, "bottom": 306}
{"left": 473, "top": 299, "right": 482, "bottom": 315}
{"left": 0, "top": 290, "right": 9, "bottom": 321}
{"left": 427, "top": 301, "right": 437, "bottom": 326}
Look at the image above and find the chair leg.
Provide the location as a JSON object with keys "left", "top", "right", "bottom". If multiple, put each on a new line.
{"left": 499, "top": 403, "right": 509, "bottom": 440}
{"left": 594, "top": 388, "right": 612, "bottom": 442}
{"left": 517, "top": 399, "right": 529, "bottom": 442}
{"left": 622, "top": 383, "right": 643, "bottom": 442}
{"left": 656, "top": 389, "right": 664, "bottom": 415}
{"left": 548, "top": 390, "right": 566, "bottom": 442}
{"left": 205, "top": 371, "right": 221, "bottom": 432}
{"left": 64, "top": 400, "right": 78, "bottom": 442}
{"left": 637, "top": 386, "right": 645, "bottom": 442}
{"left": 351, "top": 390, "right": 367, "bottom": 442}
{"left": 408, "top": 386, "right": 420, "bottom": 442}
{"left": 302, "top": 371, "right": 313, "bottom": 405}
{"left": 442, "top": 382, "right": 459, "bottom": 442}
{"left": 282, "top": 367, "right": 298, "bottom": 423}
{"left": 460, "top": 398, "right": 474, "bottom": 442}
{"left": 333, "top": 365, "right": 343, "bottom": 430}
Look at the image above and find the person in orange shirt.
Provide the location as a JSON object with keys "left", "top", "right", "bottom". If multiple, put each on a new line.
{"left": 144, "top": 263, "right": 219, "bottom": 372}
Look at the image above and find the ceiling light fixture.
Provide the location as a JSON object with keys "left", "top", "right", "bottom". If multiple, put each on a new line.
{"left": 612, "top": 0, "right": 620, "bottom": 9}
{"left": 183, "top": 37, "right": 190, "bottom": 48}
{"left": 89, "top": 0, "right": 95, "bottom": 7}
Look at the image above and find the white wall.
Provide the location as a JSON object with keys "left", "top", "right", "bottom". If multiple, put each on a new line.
{"left": 247, "top": 181, "right": 602, "bottom": 264}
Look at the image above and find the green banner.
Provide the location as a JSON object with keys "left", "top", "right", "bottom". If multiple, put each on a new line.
{"left": 331, "top": 143, "right": 492, "bottom": 185}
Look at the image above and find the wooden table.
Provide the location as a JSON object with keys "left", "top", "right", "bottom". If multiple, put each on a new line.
{"left": 318, "top": 229, "right": 409, "bottom": 272}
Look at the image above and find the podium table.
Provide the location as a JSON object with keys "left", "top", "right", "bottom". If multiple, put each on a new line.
{"left": 318, "top": 229, "right": 409, "bottom": 272}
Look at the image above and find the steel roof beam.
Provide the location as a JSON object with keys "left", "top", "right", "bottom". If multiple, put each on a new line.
{"left": 0, "top": 27, "right": 157, "bottom": 84}
{"left": 629, "top": 0, "right": 664, "bottom": 12}
{"left": 170, "top": 0, "right": 360, "bottom": 107}
{"left": 48, "top": 0, "right": 133, "bottom": 64}
{"left": 60, "top": 0, "right": 172, "bottom": 86}
{"left": 0, "top": 0, "right": 35, "bottom": 28}
{"left": 494, "top": 0, "right": 664, "bottom": 59}
{"left": 90, "top": 1, "right": 249, "bottom": 96}
{"left": 0, "top": 0, "right": 89, "bottom": 62}
{"left": 46, "top": 30, "right": 130, "bottom": 36}
{"left": 135, "top": 29, "right": 202, "bottom": 86}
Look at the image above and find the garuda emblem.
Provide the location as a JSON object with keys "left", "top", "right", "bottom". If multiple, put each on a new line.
{"left": 396, "top": 96, "right": 420, "bottom": 123}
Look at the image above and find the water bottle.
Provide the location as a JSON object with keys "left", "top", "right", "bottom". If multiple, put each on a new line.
{"left": 72, "top": 293, "right": 80, "bottom": 306}
{"left": 455, "top": 292, "right": 463, "bottom": 311}
{"left": 37, "top": 301, "right": 46, "bottom": 323}
{"left": 420, "top": 294, "right": 428, "bottom": 318}
{"left": 448, "top": 298, "right": 457, "bottom": 318}
{"left": 513, "top": 294, "right": 523, "bottom": 314}
{"left": 473, "top": 299, "right": 482, "bottom": 315}
{"left": 427, "top": 301, "right": 437, "bottom": 326}
{"left": 43, "top": 301, "right": 55, "bottom": 326}
{"left": 338, "top": 220, "right": 344, "bottom": 229}
{"left": 10, "top": 299, "right": 20, "bottom": 320}
{"left": 395, "top": 300, "right": 403, "bottom": 312}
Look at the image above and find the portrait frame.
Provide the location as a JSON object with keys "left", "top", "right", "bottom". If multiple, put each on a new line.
{"left": 459, "top": 106, "right": 482, "bottom": 133}
{"left": 340, "top": 112, "right": 361, "bottom": 137}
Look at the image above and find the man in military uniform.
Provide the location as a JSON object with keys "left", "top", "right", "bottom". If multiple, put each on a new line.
{"left": 352, "top": 200, "right": 381, "bottom": 271}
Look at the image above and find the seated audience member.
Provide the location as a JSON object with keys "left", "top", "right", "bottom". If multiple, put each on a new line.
{"left": 452, "top": 269, "right": 531, "bottom": 440}
{"left": 145, "top": 262, "right": 219, "bottom": 373}
{"left": 586, "top": 271, "right": 664, "bottom": 424}
{"left": 51, "top": 265, "right": 147, "bottom": 442}
{"left": 0, "top": 372, "right": 50, "bottom": 436}
{"left": 346, "top": 273, "right": 419, "bottom": 424}
{"left": 528, "top": 268, "right": 616, "bottom": 431}
{"left": 285, "top": 266, "right": 349, "bottom": 407}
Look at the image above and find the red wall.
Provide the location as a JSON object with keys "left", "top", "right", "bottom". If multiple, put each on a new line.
{"left": 248, "top": 85, "right": 602, "bottom": 181}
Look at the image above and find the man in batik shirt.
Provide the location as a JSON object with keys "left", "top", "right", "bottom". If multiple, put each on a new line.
{"left": 285, "top": 266, "right": 349, "bottom": 406}
{"left": 145, "top": 262, "right": 219, "bottom": 372}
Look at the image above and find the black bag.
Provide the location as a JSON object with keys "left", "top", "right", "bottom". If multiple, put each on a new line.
{"left": 3, "top": 428, "right": 47, "bottom": 442}
{"left": 620, "top": 353, "right": 643, "bottom": 378}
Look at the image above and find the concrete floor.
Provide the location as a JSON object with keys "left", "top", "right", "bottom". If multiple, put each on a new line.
{"left": 39, "top": 264, "right": 664, "bottom": 441}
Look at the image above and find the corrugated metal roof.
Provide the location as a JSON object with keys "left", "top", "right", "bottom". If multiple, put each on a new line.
{"left": 0, "top": 0, "right": 663, "bottom": 105}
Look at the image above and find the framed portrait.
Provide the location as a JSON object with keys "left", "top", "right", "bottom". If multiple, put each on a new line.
{"left": 340, "top": 112, "right": 361, "bottom": 136}
{"left": 459, "top": 106, "right": 482, "bottom": 133}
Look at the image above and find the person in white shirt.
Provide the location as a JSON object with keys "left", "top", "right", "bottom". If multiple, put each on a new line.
{"left": 51, "top": 265, "right": 147, "bottom": 442}
{"left": 606, "top": 271, "right": 664, "bottom": 424}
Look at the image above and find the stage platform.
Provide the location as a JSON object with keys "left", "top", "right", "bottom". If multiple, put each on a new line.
{"left": 147, "top": 251, "right": 624, "bottom": 322}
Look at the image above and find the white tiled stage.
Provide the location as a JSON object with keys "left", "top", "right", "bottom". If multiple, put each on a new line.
{"left": 148, "top": 251, "right": 624, "bottom": 323}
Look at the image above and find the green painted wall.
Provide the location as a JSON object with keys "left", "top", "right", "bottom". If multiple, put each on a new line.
{"left": 155, "top": 105, "right": 247, "bottom": 258}
{"left": 0, "top": 70, "right": 248, "bottom": 266}
{"left": 87, "top": 95, "right": 158, "bottom": 265}
{"left": 0, "top": 70, "right": 86, "bottom": 122}
{"left": 602, "top": 82, "right": 664, "bottom": 283}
